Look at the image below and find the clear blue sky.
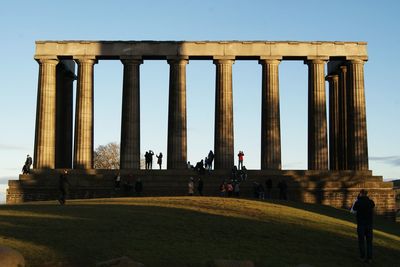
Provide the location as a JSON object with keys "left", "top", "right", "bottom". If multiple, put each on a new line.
{"left": 1, "top": 0, "right": 400, "bottom": 201}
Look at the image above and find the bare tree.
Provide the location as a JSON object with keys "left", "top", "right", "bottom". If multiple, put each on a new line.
{"left": 94, "top": 142, "right": 120, "bottom": 169}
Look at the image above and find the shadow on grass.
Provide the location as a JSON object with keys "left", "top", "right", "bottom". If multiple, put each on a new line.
{"left": 0, "top": 201, "right": 399, "bottom": 267}
{"left": 264, "top": 199, "right": 400, "bottom": 237}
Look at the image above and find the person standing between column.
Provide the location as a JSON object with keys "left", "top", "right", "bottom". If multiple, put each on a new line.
{"left": 237, "top": 151, "right": 244, "bottom": 170}
{"left": 149, "top": 150, "right": 154, "bottom": 169}
{"left": 156, "top": 152, "right": 163, "bottom": 170}
{"left": 58, "top": 169, "right": 71, "bottom": 205}
{"left": 353, "top": 189, "right": 375, "bottom": 263}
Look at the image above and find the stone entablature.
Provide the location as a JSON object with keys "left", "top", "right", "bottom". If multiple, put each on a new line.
{"left": 35, "top": 41, "right": 368, "bottom": 60}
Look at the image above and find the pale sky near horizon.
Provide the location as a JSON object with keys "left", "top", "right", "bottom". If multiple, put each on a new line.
{"left": 1, "top": 0, "right": 400, "bottom": 202}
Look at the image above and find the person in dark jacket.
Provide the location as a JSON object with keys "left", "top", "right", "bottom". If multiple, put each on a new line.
{"left": 59, "top": 169, "right": 71, "bottom": 205}
{"left": 197, "top": 177, "right": 204, "bottom": 196}
{"left": 353, "top": 189, "right": 375, "bottom": 263}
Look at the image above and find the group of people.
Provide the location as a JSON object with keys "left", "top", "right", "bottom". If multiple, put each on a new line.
{"left": 144, "top": 150, "right": 163, "bottom": 170}
{"left": 189, "top": 150, "right": 215, "bottom": 174}
{"left": 219, "top": 179, "right": 241, "bottom": 197}
{"left": 113, "top": 172, "right": 143, "bottom": 195}
{"left": 188, "top": 177, "right": 204, "bottom": 196}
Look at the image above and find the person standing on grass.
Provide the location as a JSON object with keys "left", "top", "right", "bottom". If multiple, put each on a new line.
{"left": 353, "top": 189, "right": 375, "bottom": 263}
{"left": 197, "top": 177, "right": 204, "bottom": 196}
{"left": 59, "top": 169, "right": 71, "bottom": 205}
{"left": 188, "top": 177, "right": 195, "bottom": 196}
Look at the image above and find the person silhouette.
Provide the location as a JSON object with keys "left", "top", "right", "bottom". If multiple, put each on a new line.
{"left": 353, "top": 189, "right": 375, "bottom": 263}
{"left": 156, "top": 152, "right": 163, "bottom": 169}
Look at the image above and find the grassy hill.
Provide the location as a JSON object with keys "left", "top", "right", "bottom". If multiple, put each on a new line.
{"left": 0, "top": 197, "right": 399, "bottom": 267}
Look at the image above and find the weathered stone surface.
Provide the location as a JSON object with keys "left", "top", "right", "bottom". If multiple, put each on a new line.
{"left": 260, "top": 59, "right": 281, "bottom": 170}
{"left": 167, "top": 57, "right": 188, "bottom": 169}
{"left": 307, "top": 59, "right": 328, "bottom": 170}
{"left": 214, "top": 58, "right": 234, "bottom": 169}
{"left": 347, "top": 59, "right": 368, "bottom": 170}
{"left": 73, "top": 57, "right": 97, "bottom": 169}
{"left": 120, "top": 59, "right": 142, "bottom": 169}
{"left": 0, "top": 246, "right": 25, "bottom": 267}
{"left": 96, "top": 256, "right": 144, "bottom": 267}
{"left": 34, "top": 58, "right": 58, "bottom": 169}
{"left": 35, "top": 41, "right": 368, "bottom": 59}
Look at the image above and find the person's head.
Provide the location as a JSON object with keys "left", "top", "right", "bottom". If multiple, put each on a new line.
{"left": 359, "top": 189, "right": 368, "bottom": 196}
{"left": 27, "top": 154, "right": 29, "bottom": 157}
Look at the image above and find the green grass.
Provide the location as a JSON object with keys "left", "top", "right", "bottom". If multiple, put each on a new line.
{"left": 0, "top": 197, "right": 399, "bottom": 267}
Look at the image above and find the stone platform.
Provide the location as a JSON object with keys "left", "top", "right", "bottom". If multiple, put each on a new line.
{"left": 7, "top": 169, "right": 396, "bottom": 218}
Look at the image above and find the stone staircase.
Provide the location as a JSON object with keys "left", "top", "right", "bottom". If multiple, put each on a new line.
{"left": 6, "top": 169, "right": 396, "bottom": 218}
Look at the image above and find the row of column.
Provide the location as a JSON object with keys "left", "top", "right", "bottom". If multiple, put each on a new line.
{"left": 33, "top": 56, "right": 368, "bottom": 171}
{"left": 326, "top": 59, "right": 369, "bottom": 171}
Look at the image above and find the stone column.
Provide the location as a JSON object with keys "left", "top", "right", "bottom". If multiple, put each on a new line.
{"left": 347, "top": 59, "right": 369, "bottom": 170}
{"left": 167, "top": 57, "right": 188, "bottom": 169}
{"left": 73, "top": 57, "right": 97, "bottom": 169}
{"left": 326, "top": 74, "right": 339, "bottom": 170}
{"left": 120, "top": 58, "right": 143, "bottom": 169}
{"left": 55, "top": 61, "right": 75, "bottom": 169}
{"left": 338, "top": 65, "right": 348, "bottom": 170}
{"left": 259, "top": 58, "right": 282, "bottom": 170}
{"left": 33, "top": 57, "right": 59, "bottom": 169}
{"left": 306, "top": 58, "right": 328, "bottom": 170}
{"left": 214, "top": 58, "right": 235, "bottom": 169}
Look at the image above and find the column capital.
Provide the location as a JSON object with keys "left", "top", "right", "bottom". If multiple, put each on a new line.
{"left": 304, "top": 56, "right": 328, "bottom": 65}
{"left": 346, "top": 56, "right": 368, "bottom": 62}
{"left": 167, "top": 56, "right": 189, "bottom": 65}
{"left": 213, "top": 56, "right": 235, "bottom": 65}
{"left": 35, "top": 56, "right": 59, "bottom": 65}
{"left": 325, "top": 74, "right": 339, "bottom": 82}
{"left": 73, "top": 56, "right": 98, "bottom": 65}
{"left": 347, "top": 58, "right": 366, "bottom": 65}
{"left": 339, "top": 65, "right": 348, "bottom": 72}
{"left": 258, "top": 58, "right": 281, "bottom": 65}
{"left": 120, "top": 57, "right": 143, "bottom": 65}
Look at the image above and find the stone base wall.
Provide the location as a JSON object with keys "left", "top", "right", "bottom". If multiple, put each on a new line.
{"left": 7, "top": 169, "right": 396, "bottom": 219}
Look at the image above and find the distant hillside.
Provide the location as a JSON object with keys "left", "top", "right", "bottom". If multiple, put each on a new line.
{"left": 0, "top": 197, "right": 399, "bottom": 267}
